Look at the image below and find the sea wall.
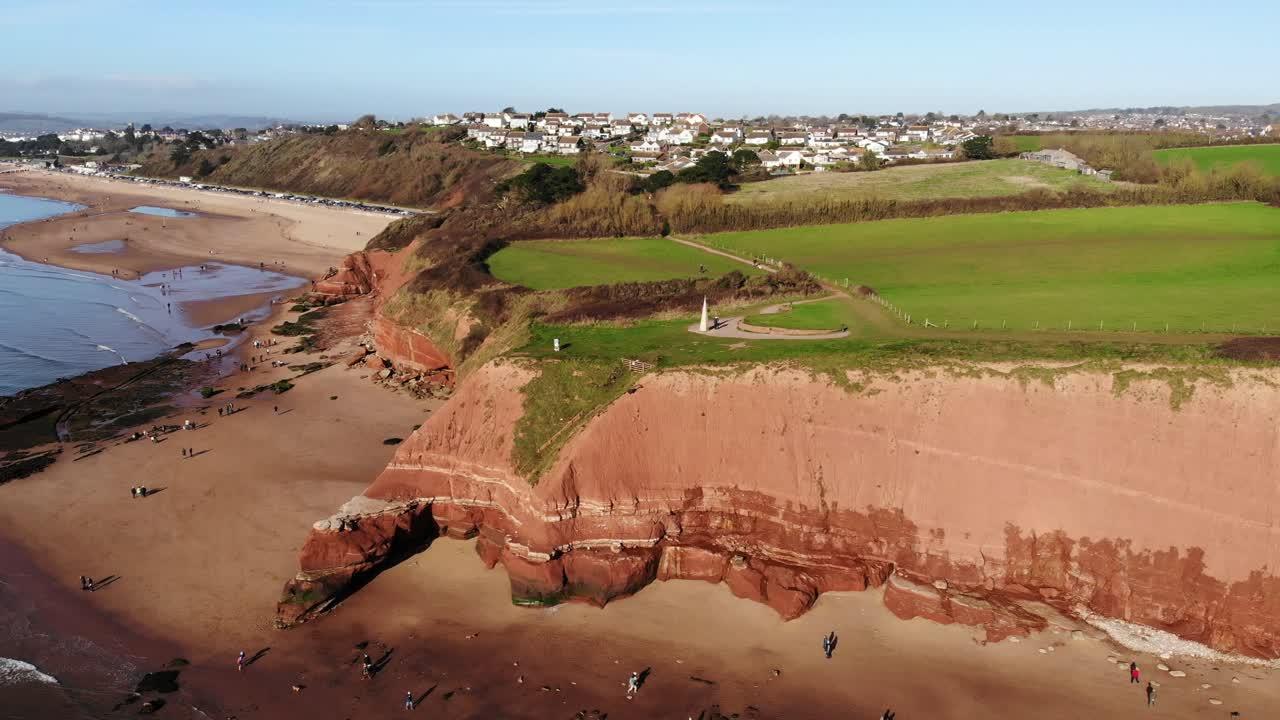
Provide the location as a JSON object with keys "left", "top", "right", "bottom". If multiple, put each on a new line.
{"left": 278, "top": 362, "right": 1280, "bottom": 657}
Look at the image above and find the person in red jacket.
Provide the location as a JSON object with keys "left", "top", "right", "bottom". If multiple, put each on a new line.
{"left": 1130, "top": 661, "right": 1141, "bottom": 684}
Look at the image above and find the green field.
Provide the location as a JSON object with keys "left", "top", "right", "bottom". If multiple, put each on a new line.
{"left": 1003, "top": 135, "right": 1046, "bottom": 152}
{"left": 730, "top": 159, "right": 1110, "bottom": 204}
{"left": 702, "top": 202, "right": 1280, "bottom": 333}
{"left": 1153, "top": 144, "right": 1280, "bottom": 176}
{"left": 488, "top": 237, "right": 760, "bottom": 290}
{"left": 743, "top": 298, "right": 853, "bottom": 331}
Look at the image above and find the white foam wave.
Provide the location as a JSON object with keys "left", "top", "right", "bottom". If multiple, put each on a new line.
{"left": 115, "top": 307, "right": 144, "bottom": 325}
{"left": 95, "top": 344, "right": 128, "bottom": 365}
{"left": 0, "top": 657, "right": 59, "bottom": 686}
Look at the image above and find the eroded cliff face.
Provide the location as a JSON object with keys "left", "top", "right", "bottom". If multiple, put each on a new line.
{"left": 278, "top": 362, "right": 1280, "bottom": 657}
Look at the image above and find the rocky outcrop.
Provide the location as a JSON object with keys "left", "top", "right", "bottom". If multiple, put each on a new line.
{"left": 312, "top": 251, "right": 377, "bottom": 299}
{"left": 371, "top": 315, "right": 450, "bottom": 374}
{"left": 279, "top": 362, "right": 1280, "bottom": 658}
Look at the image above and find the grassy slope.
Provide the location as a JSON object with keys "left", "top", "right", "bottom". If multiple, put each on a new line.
{"left": 138, "top": 129, "right": 521, "bottom": 208}
{"left": 1153, "top": 144, "right": 1280, "bottom": 175}
{"left": 702, "top": 202, "right": 1280, "bottom": 333}
{"left": 728, "top": 159, "right": 1111, "bottom": 204}
{"left": 487, "top": 237, "right": 762, "bottom": 290}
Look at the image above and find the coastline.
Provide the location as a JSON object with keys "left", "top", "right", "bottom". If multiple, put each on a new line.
{"left": 1, "top": 174, "right": 1278, "bottom": 718}
{"left": 0, "top": 168, "right": 395, "bottom": 279}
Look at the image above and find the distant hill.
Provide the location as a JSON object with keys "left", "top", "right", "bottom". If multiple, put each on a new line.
{"left": 1033, "top": 103, "right": 1280, "bottom": 117}
{"left": 0, "top": 112, "right": 89, "bottom": 135}
{"left": 0, "top": 111, "right": 301, "bottom": 134}
{"left": 74, "top": 112, "right": 299, "bottom": 131}
{"left": 137, "top": 126, "right": 523, "bottom": 209}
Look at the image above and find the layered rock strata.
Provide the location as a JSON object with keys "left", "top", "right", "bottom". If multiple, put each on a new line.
{"left": 279, "top": 362, "right": 1280, "bottom": 658}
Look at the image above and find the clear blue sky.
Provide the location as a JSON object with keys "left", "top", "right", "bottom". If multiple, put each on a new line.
{"left": 3, "top": 0, "right": 1276, "bottom": 122}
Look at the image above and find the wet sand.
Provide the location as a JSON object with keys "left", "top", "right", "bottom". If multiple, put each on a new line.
{"left": 0, "top": 169, "right": 395, "bottom": 279}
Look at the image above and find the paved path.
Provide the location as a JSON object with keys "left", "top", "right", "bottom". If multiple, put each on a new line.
{"left": 689, "top": 296, "right": 850, "bottom": 340}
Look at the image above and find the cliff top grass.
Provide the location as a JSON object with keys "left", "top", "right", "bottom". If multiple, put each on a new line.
{"left": 487, "top": 236, "right": 762, "bottom": 290}
{"left": 742, "top": 297, "right": 854, "bottom": 331}
{"left": 728, "top": 158, "right": 1112, "bottom": 204}
{"left": 697, "top": 202, "right": 1280, "bottom": 335}
{"left": 1153, "top": 144, "right": 1280, "bottom": 176}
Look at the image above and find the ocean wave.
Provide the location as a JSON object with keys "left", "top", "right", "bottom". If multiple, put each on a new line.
{"left": 0, "top": 342, "right": 71, "bottom": 366}
{"left": 96, "top": 344, "right": 129, "bottom": 365}
{"left": 115, "top": 307, "right": 145, "bottom": 325}
{"left": 0, "top": 657, "right": 59, "bottom": 686}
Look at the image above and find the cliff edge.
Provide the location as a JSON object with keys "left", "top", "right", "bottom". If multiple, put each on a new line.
{"left": 278, "top": 360, "right": 1280, "bottom": 658}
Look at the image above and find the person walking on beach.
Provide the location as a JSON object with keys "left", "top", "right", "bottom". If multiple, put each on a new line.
{"left": 626, "top": 671, "right": 640, "bottom": 699}
{"left": 361, "top": 653, "right": 373, "bottom": 680}
{"left": 237, "top": 650, "right": 246, "bottom": 672}
{"left": 79, "top": 576, "right": 90, "bottom": 591}
{"left": 182, "top": 447, "right": 187, "bottom": 458}
{"left": 1130, "top": 661, "right": 1140, "bottom": 684}
{"left": 404, "top": 691, "right": 414, "bottom": 710}
{"left": 822, "top": 631, "right": 837, "bottom": 659}
{"left": 1146, "top": 681, "right": 1156, "bottom": 706}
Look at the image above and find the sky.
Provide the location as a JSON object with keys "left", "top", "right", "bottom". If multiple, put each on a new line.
{"left": 2, "top": 0, "right": 1277, "bottom": 122}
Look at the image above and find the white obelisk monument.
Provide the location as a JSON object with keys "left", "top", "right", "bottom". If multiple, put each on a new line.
{"left": 699, "top": 296, "right": 709, "bottom": 332}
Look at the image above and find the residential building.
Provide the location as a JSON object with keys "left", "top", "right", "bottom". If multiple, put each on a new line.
{"left": 744, "top": 129, "right": 773, "bottom": 145}
{"left": 627, "top": 112, "right": 648, "bottom": 126}
{"left": 431, "top": 113, "right": 460, "bottom": 125}
{"left": 556, "top": 136, "right": 582, "bottom": 154}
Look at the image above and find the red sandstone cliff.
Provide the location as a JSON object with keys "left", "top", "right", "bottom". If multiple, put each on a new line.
{"left": 279, "top": 362, "right": 1280, "bottom": 658}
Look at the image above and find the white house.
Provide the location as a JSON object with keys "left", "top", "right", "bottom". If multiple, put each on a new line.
{"left": 777, "top": 149, "right": 812, "bottom": 167}
{"left": 658, "top": 126, "right": 696, "bottom": 145}
{"left": 630, "top": 139, "right": 662, "bottom": 153}
{"left": 431, "top": 113, "right": 460, "bottom": 125}
{"left": 483, "top": 131, "right": 508, "bottom": 148}
{"left": 483, "top": 114, "right": 505, "bottom": 129}
{"left": 778, "top": 131, "right": 807, "bottom": 146}
{"left": 744, "top": 129, "right": 773, "bottom": 145}
{"left": 631, "top": 151, "right": 662, "bottom": 165}
{"left": 651, "top": 113, "right": 674, "bottom": 126}
{"left": 676, "top": 112, "right": 707, "bottom": 125}
{"left": 509, "top": 114, "right": 532, "bottom": 129}
{"left": 858, "top": 139, "right": 889, "bottom": 154}
{"left": 627, "top": 112, "right": 648, "bottom": 126}
{"left": 466, "top": 124, "right": 492, "bottom": 140}
{"left": 757, "top": 150, "right": 782, "bottom": 169}
{"left": 519, "top": 132, "right": 544, "bottom": 153}
{"left": 662, "top": 157, "right": 696, "bottom": 173}
{"left": 610, "top": 121, "right": 633, "bottom": 137}
{"left": 556, "top": 136, "right": 583, "bottom": 154}
{"left": 710, "top": 130, "right": 737, "bottom": 146}
{"left": 905, "top": 125, "right": 930, "bottom": 142}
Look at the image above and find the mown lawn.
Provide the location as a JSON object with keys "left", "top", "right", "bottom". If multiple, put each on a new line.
{"left": 743, "top": 298, "right": 854, "bottom": 331}
{"left": 1153, "top": 144, "right": 1280, "bottom": 176}
{"left": 729, "top": 159, "right": 1110, "bottom": 204}
{"left": 701, "top": 202, "right": 1280, "bottom": 333}
{"left": 488, "top": 237, "right": 760, "bottom": 290}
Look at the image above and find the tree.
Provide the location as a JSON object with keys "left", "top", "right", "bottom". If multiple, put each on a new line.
{"left": 924, "top": 112, "right": 938, "bottom": 123}
{"left": 141, "top": 123, "right": 153, "bottom": 132}
{"left": 859, "top": 150, "right": 880, "bottom": 172}
{"left": 637, "top": 170, "right": 674, "bottom": 194}
{"left": 353, "top": 114, "right": 377, "bottom": 129}
{"left": 731, "top": 148, "right": 760, "bottom": 169}
{"left": 496, "top": 162, "right": 583, "bottom": 205}
{"left": 676, "top": 150, "right": 737, "bottom": 187}
{"left": 960, "top": 135, "right": 995, "bottom": 160}
{"left": 976, "top": 109, "right": 987, "bottom": 119}
{"left": 169, "top": 144, "right": 191, "bottom": 166}
{"left": 196, "top": 158, "right": 216, "bottom": 177}
{"left": 545, "top": 107, "right": 564, "bottom": 114}
{"left": 501, "top": 106, "right": 516, "bottom": 114}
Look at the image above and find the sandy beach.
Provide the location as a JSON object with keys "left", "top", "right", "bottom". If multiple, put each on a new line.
{"left": 0, "top": 168, "right": 395, "bottom": 279}
{"left": 1, "top": 176, "right": 1278, "bottom": 719}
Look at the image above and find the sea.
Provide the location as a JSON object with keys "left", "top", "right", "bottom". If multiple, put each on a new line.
{"left": 0, "top": 191, "right": 306, "bottom": 396}
{"left": 0, "top": 190, "right": 306, "bottom": 715}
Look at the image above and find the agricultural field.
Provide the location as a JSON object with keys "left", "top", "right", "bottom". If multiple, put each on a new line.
{"left": 1153, "top": 144, "right": 1280, "bottom": 176}
{"left": 487, "top": 236, "right": 759, "bottom": 290}
{"left": 701, "top": 202, "right": 1280, "bottom": 333}
{"left": 729, "top": 159, "right": 1111, "bottom": 204}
